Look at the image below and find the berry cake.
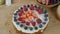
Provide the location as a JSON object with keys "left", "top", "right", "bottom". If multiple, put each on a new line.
{"left": 12, "top": 4, "right": 49, "bottom": 33}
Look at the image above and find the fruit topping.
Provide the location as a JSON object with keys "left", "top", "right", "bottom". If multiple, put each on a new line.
{"left": 31, "top": 21, "right": 36, "bottom": 26}
{"left": 20, "top": 24, "right": 24, "bottom": 27}
{"left": 18, "top": 17, "right": 23, "bottom": 21}
{"left": 29, "top": 27, "right": 33, "bottom": 30}
{"left": 18, "top": 12, "right": 22, "bottom": 16}
{"left": 36, "top": 8, "right": 42, "bottom": 14}
{"left": 21, "top": 19, "right": 26, "bottom": 24}
{"left": 35, "top": 27, "right": 38, "bottom": 30}
{"left": 24, "top": 6, "right": 28, "bottom": 11}
{"left": 28, "top": 16, "right": 33, "bottom": 21}
{"left": 26, "top": 13, "right": 30, "bottom": 17}
{"left": 27, "top": 4, "right": 30, "bottom": 7}
{"left": 21, "top": 15, "right": 26, "bottom": 19}
{"left": 16, "top": 22, "right": 20, "bottom": 25}
{"left": 32, "top": 14, "right": 37, "bottom": 18}
{"left": 18, "top": 10, "right": 23, "bottom": 16}
{"left": 36, "top": 18, "right": 42, "bottom": 24}
{"left": 26, "top": 22, "right": 30, "bottom": 26}
{"left": 39, "top": 24, "right": 43, "bottom": 28}
{"left": 30, "top": 5, "right": 34, "bottom": 10}
{"left": 24, "top": 26, "right": 28, "bottom": 30}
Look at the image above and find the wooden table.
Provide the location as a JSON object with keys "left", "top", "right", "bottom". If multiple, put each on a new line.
{"left": 0, "top": 0, "right": 60, "bottom": 34}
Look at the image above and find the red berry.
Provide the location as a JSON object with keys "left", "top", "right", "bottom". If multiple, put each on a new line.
{"left": 36, "top": 8, "right": 40, "bottom": 11}
{"left": 24, "top": 7, "right": 28, "bottom": 11}
{"left": 38, "top": 10, "right": 42, "bottom": 14}
{"left": 30, "top": 5, "right": 34, "bottom": 10}
{"left": 20, "top": 9, "right": 23, "bottom": 11}
{"left": 36, "top": 8, "right": 42, "bottom": 14}
{"left": 26, "top": 22, "right": 30, "bottom": 26}
{"left": 21, "top": 20, "right": 26, "bottom": 23}
{"left": 36, "top": 18, "right": 42, "bottom": 24}
{"left": 18, "top": 12, "right": 22, "bottom": 16}
{"left": 31, "top": 21, "right": 36, "bottom": 27}
{"left": 18, "top": 17, "right": 23, "bottom": 21}
{"left": 18, "top": 10, "right": 23, "bottom": 16}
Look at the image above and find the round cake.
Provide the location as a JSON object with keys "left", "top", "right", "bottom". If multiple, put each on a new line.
{"left": 12, "top": 4, "right": 49, "bottom": 33}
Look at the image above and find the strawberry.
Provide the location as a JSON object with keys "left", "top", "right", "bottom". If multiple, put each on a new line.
{"left": 26, "top": 22, "right": 30, "bottom": 26}
{"left": 18, "top": 17, "right": 23, "bottom": 21}
{"left": 36, "top": 7, "right": 39, "bottom": 10}
{"left": 18, "top": 10, "right": 23, "bottom": 16}
{"left": 30, "top": 5, "right": 34, "bottom": 10}
{"left": 36, "top": 8, "right": 42, "bottom": 14}
{"left": 21, "top": 19, "right": 26, "bottom": 24}
{"left": 36, "top": 18, "right": 42, "bottom": 24}
{"left": 18, "top": 12, "right": 22, "bottom": 16}
{"left": 24, "top": 6, "right": 28, "bottom": 11}
{"left": 31, "top": 21, "right": 36, "bottom": 27}
{"left": 38, "top": 10, "right": 42, "bottom": 14}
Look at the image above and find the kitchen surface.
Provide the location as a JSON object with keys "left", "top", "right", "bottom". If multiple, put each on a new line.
{"left": 0, "top": 0, "right": 60, "bottom": 34}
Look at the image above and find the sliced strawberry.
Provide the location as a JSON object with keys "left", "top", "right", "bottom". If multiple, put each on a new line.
{"left": 30, "top": 5, "right": 34, "bottom": 10}
{"left": 38, "top": 10, "right": 42, "bottom": 14}
{"left": 20, "top": 9, "right": 23, "bottom": 12}
{"left": 36, "top": 8, "right": 42, "bottom": 14}
{"left": 24, "top": 6, "right": 28, "bottom": 11}
{"left": 18, "top": 10, "right": 23, "bottom": 16}
{"left": 36, "top": 18, "right": 42, "bottom": 24}
{"left": 18, "top": 12, "right": 22, "bottom": 16}
{"left": 36, "top": 8, "right": 40, "bottom": 11}
{"left": 18, "top": 17, "right": 23, "bottom": 21}
{"left": 21, "top": 19, "right": 26, "bottom": 23}
{"left": 31, "top": 21, "right": 36, "bottom": 27}
{"left": 26, "top": 22, "right": 30, "bottom": 26}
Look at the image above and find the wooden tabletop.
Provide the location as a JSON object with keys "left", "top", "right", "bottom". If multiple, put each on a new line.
{"left": 0, "top": 0, "right": 60, "bottom": 34}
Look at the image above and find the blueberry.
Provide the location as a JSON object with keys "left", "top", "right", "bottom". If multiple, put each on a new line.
{"left": 27, "top": 4, "right": 30, "bottom": 7}
{"left": 24, "top": 26, "right": 28, "bottom": 30}
{"left": 14, "top": 17, "right": 17, "bottom": 22}
{"left": 44, "top": 14, "right": 48, "bottom": 17}
{"left": 44, "top": 18, "right": 47, "bottom": 21}
{"left": 16, "top": 22, "right": 19, "bottom": 25}
{"left": 14, "top": 13, "right": 17, "bottom": 15}
{"left": 20, "top": 24, "right": 23, "bottom": 27}
{"left": 42, "top": 22, "right": 46, "bottom": 25}
{"left": 39, "top": 24, "right": 43, "bottom": 28}
{"left": 29, "top": 27, "right": 33, "bottom": 31}
{"left": 35, "top": 27, "right": 38, "bottom": 30}
{"left": 20, "top": 7, "right": 23, "bottom": 9}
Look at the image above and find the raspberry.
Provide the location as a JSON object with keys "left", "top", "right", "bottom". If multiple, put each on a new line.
{"left": 18, "top": 10, "right": 23, "bottom": 16}
{"left": 26, "top": 22, "right": 30, "bottom": 26}
{"left": 36, "top": 8, "right": 40, "bottom": 11}
{"left": 20, "top": 9, "right": 23, "bottom": 12}
{"left": 31, "top": 21, "right": 36, "bottom": 27}
{"left": 38, "top": 10, "right": 42, "bottom": 14}
{"left": 24, "top": 6, "right": 28, "bottom": 11}
{"left": 21, "top": 20, "right": 26, "bottom": 24}
{"left": 18, "top": 17, "right": 23, "bottom": 21}
{"left": 36, "top": 8, "right": 42, "bottom": 14}
{"left": 18, "top": 12, "right": 22, "bottom": 16}
{"left": 36, "top": 18, "right": 42, "bottom": 24}
{"left": 30, "top": 5, "right": 34, "bottom": 10}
